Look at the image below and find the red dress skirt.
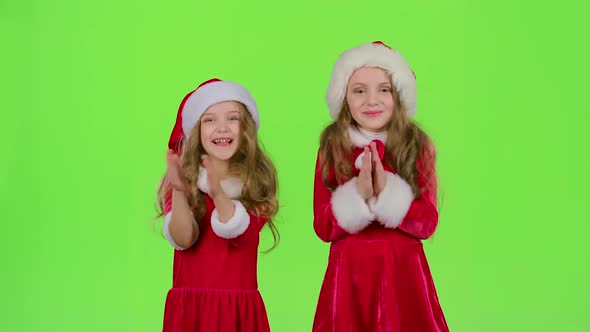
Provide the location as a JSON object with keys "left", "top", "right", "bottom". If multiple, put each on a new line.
{"left": 162, "top": 195, "right": 270, "bottom": 332}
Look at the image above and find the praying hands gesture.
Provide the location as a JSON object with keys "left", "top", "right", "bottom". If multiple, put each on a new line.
{"left": 356, "top": 142, "right": 386, "bottom": 200}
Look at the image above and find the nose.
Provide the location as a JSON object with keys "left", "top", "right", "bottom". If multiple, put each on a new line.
{"left": 216, "top": 120, "right": 230, "bottom": 133}
{"left": 367, "top": 90, "right": 380, "bottom": 106}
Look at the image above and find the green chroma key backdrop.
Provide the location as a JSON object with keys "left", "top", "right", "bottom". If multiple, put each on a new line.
{"left": 1, "top": 0, "right": 588, "bottom": 331}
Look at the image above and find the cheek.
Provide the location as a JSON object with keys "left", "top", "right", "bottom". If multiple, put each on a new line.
{"left": 230, "top": 122, "right": 241, "bottom": 135}
{"left": 200, "top": 125, "right": 212, "bottom": 142}
{"left": 349, "top": 109, "right": 363, "bottom": 124}
{"left": 347, "top": 93, "right": 361, "bottom": 106}
{"left": 385, "top": 95, "right": 395, "bottom": 109}
{"left": 384, "top": 109, "right": 394, "bottom": 122}
{"left": 347, "top": 95, "right": 362, "bottom": 113}
{"left": 199, "top": 127, "right": 205, "bottom": 142}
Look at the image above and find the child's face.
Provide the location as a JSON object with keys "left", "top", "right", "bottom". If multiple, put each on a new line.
{"left": 199, "top": 101, "right": 241, "bottom": 161}
{"left": 346, "top": 67, "right": 394, "bottom": 132}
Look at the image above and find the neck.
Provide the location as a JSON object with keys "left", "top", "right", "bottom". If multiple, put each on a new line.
{"left": 207, "top": 156, "right": 229, "bottom": 178}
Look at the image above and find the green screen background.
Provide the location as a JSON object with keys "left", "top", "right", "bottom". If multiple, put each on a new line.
{"left": 2, "top": 0, "right": 588, "bottom": 331}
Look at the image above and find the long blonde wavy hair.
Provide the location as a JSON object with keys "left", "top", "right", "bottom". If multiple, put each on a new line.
{"left": 319, "top": 72, "right": 436, "bottom": 196}
{"left": 155, "top": 103, "right": 280, "bottom": 251}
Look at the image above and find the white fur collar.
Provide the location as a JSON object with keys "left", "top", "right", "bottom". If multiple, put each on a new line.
{"left": 347, "top": 126, "right": 387, "bottom": 147}
{"left": 197, "top": 167, "right": 243, "bottom": 199}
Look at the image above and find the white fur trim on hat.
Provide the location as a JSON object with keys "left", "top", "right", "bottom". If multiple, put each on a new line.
{"left": 210, "top": 200, "right": 251, "bottom": 239}
{"left": 197, "top": 167, "right": 243, "bottom": 199}
{"left": 163, "top": 212, "right": 188, "bottom": 250}
{"left": 326, "top": 42, "right": 417, "bottom": 119}
{"left": 368, "top": 172, "right": 415, "bottom": 228}
{"left": 182, "top": 81, "right": 259, "bottom": 137}
{"left": 331, "top": 177, "right": 375, "bottom": 234}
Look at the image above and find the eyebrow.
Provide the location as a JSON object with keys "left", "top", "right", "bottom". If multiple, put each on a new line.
{"left": 202, "top": 109, "right": 240, "bottom": 118}
{"left": 350, "top": 82, "right": 392, "bottom": 87}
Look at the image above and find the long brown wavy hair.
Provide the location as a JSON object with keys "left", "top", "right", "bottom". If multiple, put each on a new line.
{"left": 319, "top": 72, "right": 436, "bottom": 196}
{"left": 155, "top": 103, "right": 280, "bottom": 251}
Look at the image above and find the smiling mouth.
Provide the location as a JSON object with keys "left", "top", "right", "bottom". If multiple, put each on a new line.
{"left": 212, "top": 138, "right": 234, "bottom": 146}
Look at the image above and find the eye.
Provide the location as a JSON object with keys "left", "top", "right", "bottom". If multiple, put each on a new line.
{"left": 353, "top": 89, "right": 366, "bottom": 94}
{"left": 380, "top": 87, "right": 392, "bottom": 93}
{"left": 202, "top": 118, "right": 213, "bottom": 123}
{"left": 229, "top": 116, "right": 239, "bottom": 121}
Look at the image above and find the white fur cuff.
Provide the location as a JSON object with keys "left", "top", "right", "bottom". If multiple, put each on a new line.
{"left": 163, "top": 212, "right": 188, "bottom": 250}
{"left": 369, "top": 172, "right": 415, "bottom": 228}
{"left": 211, "top": 200, "right": 250, "bottom": 239}
{"left": 331, "top": 177, "right": 375, "bottom": 234}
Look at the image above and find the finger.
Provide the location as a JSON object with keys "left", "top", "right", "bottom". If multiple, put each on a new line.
{"left": 371, "top": 143, "right": 379, "bottom": 163}
{"left": 168, "top": 159, "right": 180, "bottom": 174}
{"left": 363, "top": 147, "right": 371, "bottom": 166}
{"left": 370, "top": 143, "right": 378, "bottom": 171}
{"left": 361, "top": 162, "right": 370, "bottom": 180}
{"left": 372, "top": 144, "right": 384, "bottom": 170}
{"left": 372, "top": 175, "right": 378, "bottom": 192}
{"left": 365, "top": 149, "right": 372, "bottom": 173}
{"left": 360, "top": 155, "right": 371, "bottom": 181}
{"left": 167, "top": 149, "right": 180, "bottom": 159}
{"left": 360, "top": 161, "right": 369, "bottom": 180}
{"left": 358, "top": 169, "right": 370, "bottom": 195}
{"left": 166, "top": 150, "right": 174, "bottom": 163}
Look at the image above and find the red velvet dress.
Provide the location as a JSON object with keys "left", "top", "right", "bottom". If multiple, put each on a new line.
{"left": 312, "top": 141, "right": 449, "bottom": 332}
{"left": 161, "top": 193, "right": 270, "bottom": 332}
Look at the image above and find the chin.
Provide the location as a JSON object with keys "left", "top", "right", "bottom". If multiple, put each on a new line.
{"left": 210, "top": 148, "right": 238, "bottom": 161}
{"left": 210, "top": 152, "right": 235, "bottom": 161}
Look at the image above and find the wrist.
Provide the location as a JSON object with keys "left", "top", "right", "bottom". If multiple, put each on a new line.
{"left": 211, "top": 190, "right": 229, "bottom": 202}
{"left": 172, "top": 187, "right": 190, "bottom": 198}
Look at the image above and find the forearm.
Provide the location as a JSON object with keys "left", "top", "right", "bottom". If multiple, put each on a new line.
{"left": 169, "top": 189, "right": 199, "bottom": 248}
{"left": 211, "top": 192, "right": 236, "bottom": 223}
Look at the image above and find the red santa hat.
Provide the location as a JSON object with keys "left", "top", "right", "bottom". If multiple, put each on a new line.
{"left": 326, "top": 41, "right": 417, "bottom": 120}
{"left": 168, "top": 78, "right": 259, "bottom": 153}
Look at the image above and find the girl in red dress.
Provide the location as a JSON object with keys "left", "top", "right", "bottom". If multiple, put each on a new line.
{"left": 312, "top": 41, "right": 449, "bottom": 332}
{"left": 156, "top": 78, "right": 278, "bottom": 332}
